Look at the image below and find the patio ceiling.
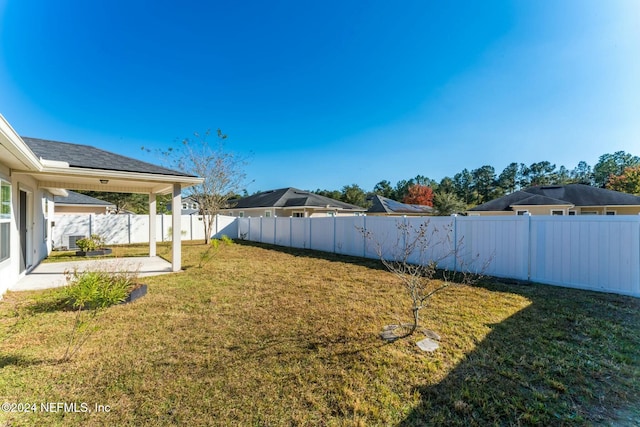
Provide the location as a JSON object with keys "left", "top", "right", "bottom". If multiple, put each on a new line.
{"left": 16, "top": 167, "right": 202, "bottom": 195}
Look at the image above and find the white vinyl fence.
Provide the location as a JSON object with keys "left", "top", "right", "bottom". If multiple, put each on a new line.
{"left": 52, "top": 214, "right": 237, "bottom": 247}
{"left": 52, "top": 213, "right": 640, "bottom": 297}
{"left": 238, "top": 215, "right": 640, "bottom": 298}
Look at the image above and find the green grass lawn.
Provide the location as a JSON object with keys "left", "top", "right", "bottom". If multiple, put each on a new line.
{"left": 45, "top": 242, "right": 171, "bottom": 263}
{"left": 1, "top": 240, "right": 639, "bottom": 426}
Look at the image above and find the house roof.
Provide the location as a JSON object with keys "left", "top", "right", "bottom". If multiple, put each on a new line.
{"left": 54, "top": 190, "right": 115, "bottom": 207}
{"left": 470, "top": 184, "right": 640, "bottom": 212}
{"left": 509, "top": 194, "right": 573, "bottom": 207}
{"left": 22, "top": 137, "right": 194, "bottom": 177}
{"left": 11, "top": 136, "right": 202, "bottom": 194}
{"left": 367, "top": 195, "right": 434, "bottom": 215}
{"left": 229, "top": 188, "right": 366, "bottom": 211}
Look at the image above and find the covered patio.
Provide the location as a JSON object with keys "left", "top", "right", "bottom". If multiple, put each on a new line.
{"left": 10, "top": 256, "right": 173, "bottom": 291}
{"left": 17, "top": 137, "right": 203, "bottom": 274}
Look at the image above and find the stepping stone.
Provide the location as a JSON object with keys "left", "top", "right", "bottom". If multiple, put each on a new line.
{"left": 422, "top": 329, "right": 441, "bottom": 341}
{"left": 380, "top": 325, "right": 400, "bottom": 342}
{"left": 416, "top": 338, "right": 439, "bottom": 352}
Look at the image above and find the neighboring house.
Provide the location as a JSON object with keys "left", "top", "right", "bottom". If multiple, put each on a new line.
{"left": 0, "top": 114, "right": 202, "bottom": 297}
{"left": 54, "top": 190, "right": 116, "bottom": 214}
{"left": 180, "top": 195, "right": 200, "bottom": 215}
{"left": 367, "top": 195, "right": 434, "bottom": 216}
{"left": 468, "top": 184, "right": 640, "bottom": 216}
{"left": 223, "top": 187, "right": 366, "bottom": 217}
{"left": 165, "top": 195, "right": 200, "bottom": 215}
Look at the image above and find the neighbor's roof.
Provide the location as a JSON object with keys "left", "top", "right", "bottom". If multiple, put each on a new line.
{"left": 22, "top": 137, "right": 196, "bottom": 177}
{"left": 509, "top": 194, "right": 572, "bottom": 207}
{"left": 367, "top": 195, "right": 434, "bottom": 214}
{"left": 470, "top": 184, "right": 640, "bottom": 211}
{"left": 54, "top": 190, "right": 115, "bottom": 207}
{"left": 229, "top": 188, "right": 366, "bottom": 211}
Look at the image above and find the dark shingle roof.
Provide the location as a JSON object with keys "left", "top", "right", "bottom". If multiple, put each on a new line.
{"left": 22, "top": 137, "right": 195, "bottom": 177}
{"left": 54, "top": 190, "right": 114, "bottom": 206}
{"left": 509, "top": 194, "right": 572, "bottom": 206}
{"left": 229, "top": 188, "right": 365, "bottom": 211}
{"left": 470, "top": 184, "right": 640, "bottom": 211}
{"left": 524, "top": 184, "right": 640, "bottom": 206}
{"left": 367, "top": 195, "right": 434, "bottom": 214}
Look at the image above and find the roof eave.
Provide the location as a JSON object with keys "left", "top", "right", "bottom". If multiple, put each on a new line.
{"left": 0, "top": 115, "right": 43, "bottom": 171}
{"left": 32, "top": 166, "right": 199, "bottom": 184}
{"left": 509, "top": 203, "right": 574, "bottom": 208}
{"left": 279, "top": 205, "right": 366, "bottom": 211}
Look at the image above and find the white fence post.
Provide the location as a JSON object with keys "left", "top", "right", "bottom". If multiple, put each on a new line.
{"left": 526, "top": 213, "right": 532, "bottom": 281}
{"left": 451, "top": 214, "right": 457, "bottom": 272}
{"left": 333, "top": 215, "right": 337, "bottom": 253}
{"left": 362, "top": 215, "right": 367, "bottom": 258}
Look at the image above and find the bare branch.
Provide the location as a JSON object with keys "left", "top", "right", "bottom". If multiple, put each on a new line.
{"left": 149, "top": 130, "right": 250, "bottom": 244}
{"left": 358, "top": 218, "right": 493, "bottom": 341}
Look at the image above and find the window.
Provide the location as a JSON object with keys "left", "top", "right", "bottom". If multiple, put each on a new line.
{"left": 293, "top": 212, "right": 305, "bottom": 218}
{"left": 605, "top": 211, "right": 616, "bottom": 216}
{"left": 581, "top": 211, "right": 598, "bottom": 215}
{"left": 0, "top": 180, "right": 11, "bottom": 263}
{"left": 264, "top": 211, "right": 272, "bottom": 218}
{"left": 516, "top": 210, "right": 529, "bottom": 216}
{"left": 551, "top": 210, "right": 564, "bottom": 216}
{"left": 568, "top": 210, "right": 577, "bottom": 216}
{"left": 238, "top": 211, "right": 244, "bottom": 218}
{"left": 182, "top": 203, "right": 188, "bottom": 209}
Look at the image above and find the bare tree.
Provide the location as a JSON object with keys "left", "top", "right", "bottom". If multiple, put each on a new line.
{"left": 152, "top": 129, "right": 248, "bottom": 244}
{"left": 359, "top": 219, "right": 491, "bottom": 341}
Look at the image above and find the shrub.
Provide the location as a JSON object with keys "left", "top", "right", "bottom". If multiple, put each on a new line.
{"left": 64, "top": 269, "right": 131, "bottom": 309}
{"left": 75, "top": 234, "right": 106, "bottom": 252}
{"left": 198, "top": 235, "right": 234, "bottom": 268}
{"left": 61, "top": 267, "right": 138, "bottom": 362}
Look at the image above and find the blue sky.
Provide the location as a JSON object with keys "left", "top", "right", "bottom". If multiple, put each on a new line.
{"left": 1, "top": 0, "right": 638, "bottom": 193}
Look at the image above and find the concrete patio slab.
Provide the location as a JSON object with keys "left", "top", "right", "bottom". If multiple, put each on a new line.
{"left": 9, "top": 257, "right": 174, "bottom": 292}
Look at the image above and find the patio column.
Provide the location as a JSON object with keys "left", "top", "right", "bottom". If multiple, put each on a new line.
{"left": 172, "top": 183, "right": 181, "bottom": 272}
{"left": 149, "top": 192, "right": 157, "bottom": 257}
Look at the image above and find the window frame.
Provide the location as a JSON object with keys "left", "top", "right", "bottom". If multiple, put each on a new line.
{"left": 0, "top": 179, "right": 11, "bottom": 264}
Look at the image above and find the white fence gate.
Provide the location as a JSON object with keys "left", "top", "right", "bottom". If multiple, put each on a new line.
{"left": 238, "top": 215, "right": 640, "bottom": 298}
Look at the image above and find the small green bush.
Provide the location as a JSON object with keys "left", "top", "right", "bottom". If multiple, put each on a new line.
{"left": 198, "top": 235, "right": 233, "bottom": 268}
{"left": 61, "top": 267, "right": 137, "bottom": 362}
{"left": 64, "top": 269, "right": 131, "bottom": 309}
{"left": 75, "top": 234, "right": 106, "bottom": 252}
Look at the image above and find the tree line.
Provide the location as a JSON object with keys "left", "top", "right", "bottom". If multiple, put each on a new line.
{"left": 314, "top": 151, "right": 640, "bottom": 215}
{"left": 75, "top": 149, "right": 640, "bottom": 218}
